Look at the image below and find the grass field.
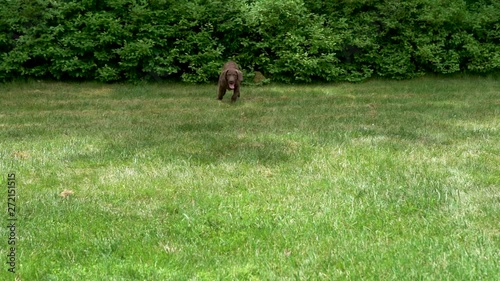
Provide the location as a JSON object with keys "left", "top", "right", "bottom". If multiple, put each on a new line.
{"left": 0, "top": 77, "right": 499, "bottom": 280}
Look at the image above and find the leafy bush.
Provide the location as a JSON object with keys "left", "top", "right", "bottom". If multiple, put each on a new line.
{"left": 1, "top": 0, "right": 498, "bottom": 83}
{"left": 242, "top": 0, "right": 342, "bottom": 82}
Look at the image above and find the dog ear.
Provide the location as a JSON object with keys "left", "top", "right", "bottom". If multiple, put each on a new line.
{"left": 237, "top": 70, "right": 243, "bottom": 82}
{"left": 219, "top": 70, "right": 228, "bottom": 84}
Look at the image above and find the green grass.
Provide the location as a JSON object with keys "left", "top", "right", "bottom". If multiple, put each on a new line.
{"left": 0, "top": 77, "right": 499, "bottom": 280}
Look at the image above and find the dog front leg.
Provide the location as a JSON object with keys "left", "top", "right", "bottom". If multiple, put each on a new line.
{"left": 217, "top": 87, "right": 226, "bottom": 100}
{"left": 231, "top": 88, "right": 240, "bottom": 102}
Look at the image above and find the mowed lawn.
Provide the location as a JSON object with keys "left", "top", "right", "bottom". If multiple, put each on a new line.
{"left": 0, "top": 77, "right": 498, "bottom": 280}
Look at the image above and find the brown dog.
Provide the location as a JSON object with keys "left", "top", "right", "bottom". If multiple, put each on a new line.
{"left": 218, "top": 61, "right": 243, "bottom": 102}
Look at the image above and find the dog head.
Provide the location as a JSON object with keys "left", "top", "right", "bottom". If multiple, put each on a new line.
{"left": 223, "top": 69, "right": 243, "bottom": 89}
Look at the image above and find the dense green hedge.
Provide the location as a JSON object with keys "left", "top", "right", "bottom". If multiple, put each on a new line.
{"left": 1, "top": 0, "right": 498, "bottom": 82}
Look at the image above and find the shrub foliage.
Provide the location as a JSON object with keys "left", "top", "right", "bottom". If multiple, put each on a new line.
{"left": 1, "top": 0, "right": 498, "bottom": 82}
